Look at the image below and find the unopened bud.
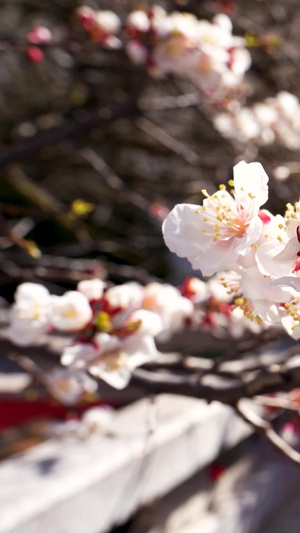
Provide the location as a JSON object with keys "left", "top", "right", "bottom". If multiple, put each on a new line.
{"left": 26, "top": 26, "right": 52, "bottom": 45}
{"left": 76, "top": 6, "right": 96, "bottom": 31}
{"left": 26, "top": 46, "right": 45, "bottom": 63}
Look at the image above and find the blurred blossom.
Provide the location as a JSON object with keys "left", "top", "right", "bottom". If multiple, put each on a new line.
{"left": 50, "top": 291, "right": 93, "bottom": 332}
{"left": 45, "top": 368, "right": 98, "bottom": 405}
{"left": 280, "top": 419, "right": 300, "bottom": 446}
{"left": 8, "top": 283, "right": 51, "bottom": 346}
{"left": 26, "top": 46, "right": 45, "bottom": 63}
{"left": 80, "top": 406, "right": 113, "bottom": 434}
{"left": 26, "top": 26, "right": 52, "bottom": 45}
{"left": 76, "top": 6, "right": 96, "bottom": 31}
{"left": 214, "top": 91, "right": 300, "bottom": 149}
{"left": 77, "top": 279, "right": 106, "bottom": 301}
{"left": 273, "top": 166, "right": 290, "bottom": 181}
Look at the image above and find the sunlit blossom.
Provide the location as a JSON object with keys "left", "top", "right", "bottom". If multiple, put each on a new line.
{"left": 163, "top": 161, "right": 269, "bottom": 276}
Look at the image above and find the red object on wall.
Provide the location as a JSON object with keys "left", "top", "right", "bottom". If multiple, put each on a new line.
{"left": 0, "top": 398, "right": 115, "bottom": 431}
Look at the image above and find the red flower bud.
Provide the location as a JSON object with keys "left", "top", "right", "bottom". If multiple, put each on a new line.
{"left": 76, "top": 6, "right": 96, "bottom": 31}
{"left": 26, "top": 46, "right": 45, "bottom": 63}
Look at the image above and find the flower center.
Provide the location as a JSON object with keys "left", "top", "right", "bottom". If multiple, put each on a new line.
{"left": 285, "top": 299, "right": 300, "bottom": 331}
{"left": 233, "top": 296, "right": 262, "bottom": 325}
{"left": 198, "top": 185, "right": 249, "bottom": 242}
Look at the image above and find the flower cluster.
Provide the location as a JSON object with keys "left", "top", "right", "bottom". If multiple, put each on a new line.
{"left": 75, "top": 5, "right": 251, "bottom": 95}
{"left": 125, "top": 8, "right": 251, "bottom": 93}
{"left": 7, "top": 270, "right": 266, "bottom": 402}
{"left": 181, "top": 274, "right": 262, "bottom": 338}
{"left": 8, "top": 163, "right": 300, "bottom": 398}
{"left": 7, "top": 278, "right": 193, "bottom": 391}
{"left": 163, "top": 160, "right": 300, "bottom": 339}
{"left": 76, "top": 6, "right": 122, "bottom": 49}
{"left": 214, "top": 91, "right": 300, "bottom": 150}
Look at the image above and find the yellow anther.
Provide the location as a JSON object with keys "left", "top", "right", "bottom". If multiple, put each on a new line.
{"left": 234, "top": 298, "right": 244, "bottom": 306}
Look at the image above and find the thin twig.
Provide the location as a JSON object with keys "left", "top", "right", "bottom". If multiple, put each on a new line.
{"left": 253, "top": 395, "right": 300, "bottom": 414}
{"left": 80, "top": 147, "right": 150, "bottom": 211}
{"left": 135, "top": 117, "right": 202, "bottom": 166}
{"left": 236, "top": 399, "right": 300, "bottom": 467}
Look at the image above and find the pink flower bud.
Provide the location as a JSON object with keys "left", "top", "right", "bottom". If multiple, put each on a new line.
{"left": 148, "top": 203, "right": 169, "bottom": 220}
{"left": 26, "top": 46, "right": 45, "bottom": 63}
{"left": 76, "top": 6, "right": 96, "bottom": 31}
{"left": 26, "top": 25, "right": 52, "bottom": 45}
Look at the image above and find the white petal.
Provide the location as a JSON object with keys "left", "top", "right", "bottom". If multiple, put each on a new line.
{"left": 234, "top": 161, "right": 269, "bottom": 210}
{"left": 163, "top": 203, "right": 208, "bottom": 260}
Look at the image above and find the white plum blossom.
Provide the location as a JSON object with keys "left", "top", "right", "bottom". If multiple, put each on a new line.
{"left": 77, "top": 7, "right": 121, "bottom": 47}
{"left": 123, "top": 9, "right": 251, "bottom": 93}
{"left": 126, "top": 40, "right": 148, "bottom": 65}
{"left": 214, "top": 91, "right": 300, "bottom": 150}
{"left": 236, "top": 266, "right": 296, "bottom": 326}
{"left": 163, "top": 161, "right": 269, "bottom": 276}
{"left": 51, "top": 291, "right": 93, "bottom": 331}
{"left": 142, "top": 282, "right": 193, "bottom": 340}
{"left": 124, "top": 309, "right": 164, "bottom": 337}
{"left": 69, "top": 333, "right": 158, "bottom": 389}
{"left": 208, "top": 271, "right": 240, "bottom": 303}
{"left": 62, "top": 334, "right": 158, "bottom": 390}
{"left": 8, "top": 282, "right": 51, "bottom": 346}
{"left": 45, "top": 368, "right": 98, "bottom": 405}
{"left": 89, "top": 333, "right": 159, "bottom": 389}
{"left": 280, "top": 296, "right": 300, "bottom": 339}
{"left": 126, "top": 10, "right": 150, "bottom": 34}
{"left": 181, "top": 277, "right": 210, "bottom": 303}
{"left": 76, "top": 6, "right": 251, "bottom": 94}
{"left": 77, "top": 278, "right": 106, "bottom": 301}
{"left": 93, "top": 11, "right": 121, "bottom": 35}
{"left": 60, "top": 297, "right": 164, "bottom": 388}
{"left": 104, "top": 282, "right": 144, "bottom": 312}
{"left": 256, "top": 202, "right": 300, "bottom": 278}
{"left": 80, "top": 406, "right": 113, "bottom": 434}
{"left": 61, "top": 342, "right": 99, "bottom": 368}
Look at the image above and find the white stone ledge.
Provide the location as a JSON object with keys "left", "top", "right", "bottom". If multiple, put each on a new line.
{"left": 0, "top": 395, "right": 251, "bottom": 533}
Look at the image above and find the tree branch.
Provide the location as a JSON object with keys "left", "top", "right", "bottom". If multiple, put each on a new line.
{"left": 131, "top": 354, "right": 300, "bottom": 405}
{"left": 236, "top": 399, "right": 300, "bottom": 467}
